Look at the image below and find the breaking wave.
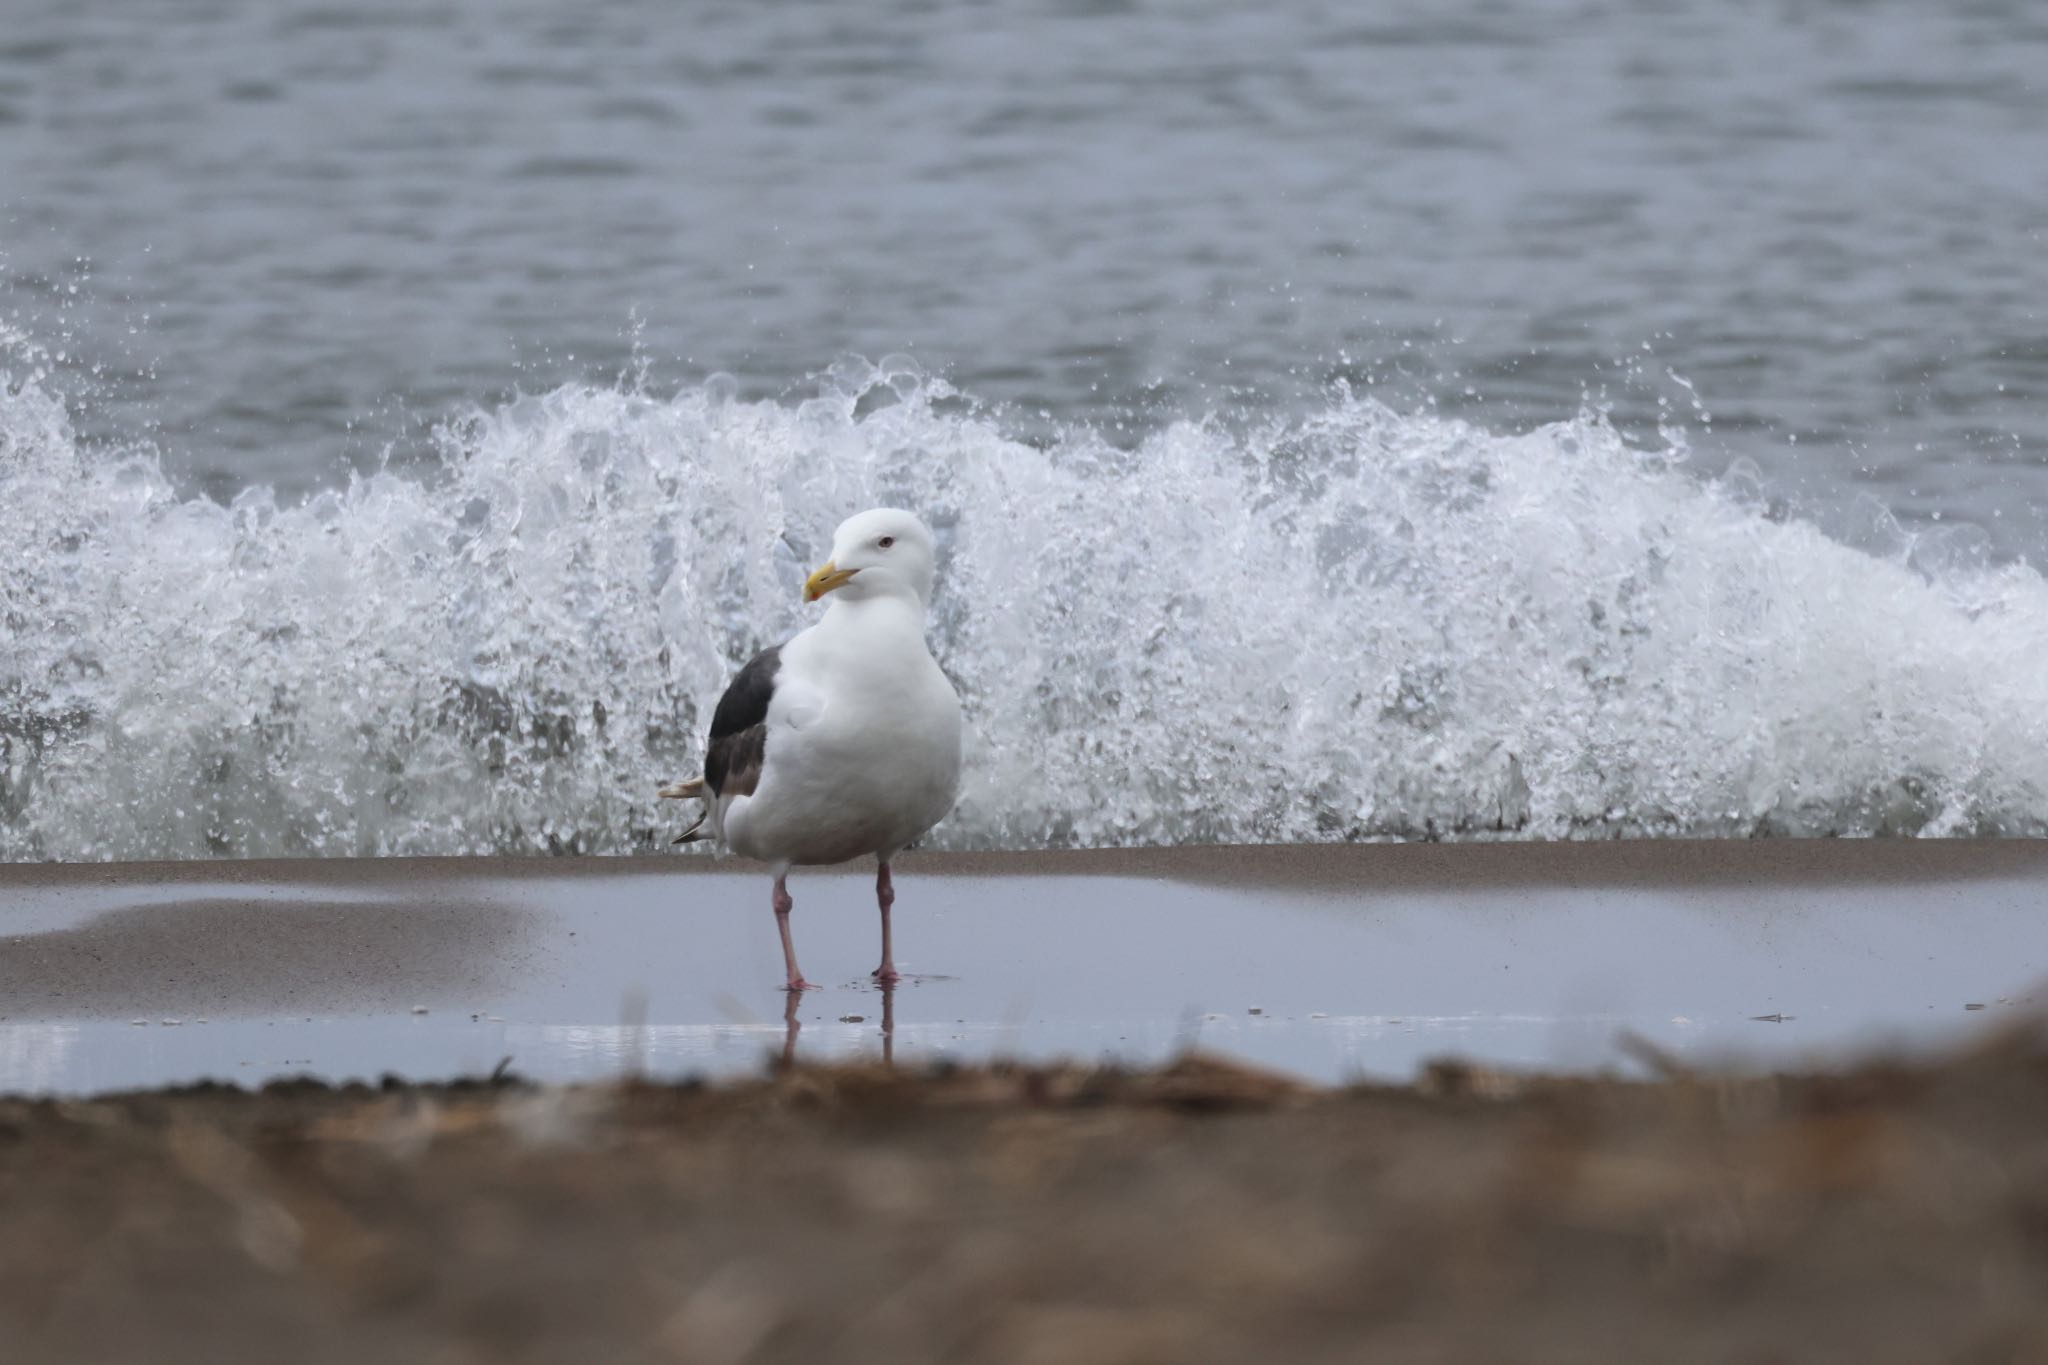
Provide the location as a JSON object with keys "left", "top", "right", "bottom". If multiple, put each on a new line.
{"left": 5, "top": 350, "right": 2048, "bottom": 861}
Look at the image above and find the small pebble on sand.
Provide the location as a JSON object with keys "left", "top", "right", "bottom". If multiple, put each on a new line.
{"left": 411, "top": 1005, "right": 429, "bottom": 1015}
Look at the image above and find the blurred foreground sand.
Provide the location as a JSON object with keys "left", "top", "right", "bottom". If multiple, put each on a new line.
{"left": 3, "top": 1032, "right": 2047, "bottom": 1364}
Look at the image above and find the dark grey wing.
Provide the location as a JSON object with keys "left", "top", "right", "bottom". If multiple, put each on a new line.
{"left": 705, "top": 645, "right": 781, "bottom": 798}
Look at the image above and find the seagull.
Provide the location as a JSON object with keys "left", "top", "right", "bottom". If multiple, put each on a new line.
{"left": 661, "top": 508, "right": 963, "bottom": 992}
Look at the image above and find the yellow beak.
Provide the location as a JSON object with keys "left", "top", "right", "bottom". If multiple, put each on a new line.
{"left": 803, "top": 561, "right": 859, "bottom": 602}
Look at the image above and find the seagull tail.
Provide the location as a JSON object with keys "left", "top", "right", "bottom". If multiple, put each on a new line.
{"left": 659, "top": 776, "right": 710, "bottom": 845}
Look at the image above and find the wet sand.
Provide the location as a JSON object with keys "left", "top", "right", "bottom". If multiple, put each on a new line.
{"left": 1, "top": 841, "right": 2045, "bottom": 1094}
{"left": 4, "top": 843, "right": 2048, "bottom": 1362}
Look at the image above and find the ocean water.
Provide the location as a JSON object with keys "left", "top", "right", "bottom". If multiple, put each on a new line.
{"left": 4, "top": 0, "right": 2048, "bottom": 859}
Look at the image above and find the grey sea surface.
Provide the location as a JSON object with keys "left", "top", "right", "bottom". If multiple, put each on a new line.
{"left": 3, "top": 0, "right": 2046, "bottom": 554}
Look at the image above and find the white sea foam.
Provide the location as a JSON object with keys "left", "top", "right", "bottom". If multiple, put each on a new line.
{"left": 5, "top": 353, "right": 2047, "bottom": 861}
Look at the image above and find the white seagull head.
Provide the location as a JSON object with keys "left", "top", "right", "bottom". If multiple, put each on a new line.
{"left": 803, "top": 507, "right": 939, "bottom": 608}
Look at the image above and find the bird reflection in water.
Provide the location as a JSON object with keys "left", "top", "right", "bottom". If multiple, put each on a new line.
{"left": 778, "top": 981, "right": 897, "bottom": 1068}
{"left": 781, "top": 989, "right": 801, "bottom": 1067}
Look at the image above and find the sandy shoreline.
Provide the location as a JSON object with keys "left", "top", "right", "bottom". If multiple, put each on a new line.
{"left": 3, "top": 842, "right": 2048, "bottom": 1360}
{"left": 8, "top": 836, "right": 2048, "bottom": 890}
{"left": 1, "top": 840, "right": 2044, "bottom": 1094}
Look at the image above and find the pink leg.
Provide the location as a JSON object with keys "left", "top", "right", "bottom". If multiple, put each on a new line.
{"left": 871, "top": 862, "right": 899, "bottom": 985}
{"left": 773, "top": 875, "right": 817, "bottom": 992}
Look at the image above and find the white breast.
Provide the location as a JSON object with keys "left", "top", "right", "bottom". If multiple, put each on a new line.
{"left": 723, "top": 600, "right": 963, "bottom": 867}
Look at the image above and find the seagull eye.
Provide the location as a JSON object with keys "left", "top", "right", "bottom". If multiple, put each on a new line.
{"left": 878, "top": 536, "right": 896, "bottom": 549}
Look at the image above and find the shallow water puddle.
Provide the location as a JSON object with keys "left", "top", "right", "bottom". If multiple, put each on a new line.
{"left": 1, "top": 849, "right": 2044, "bottom": 1094}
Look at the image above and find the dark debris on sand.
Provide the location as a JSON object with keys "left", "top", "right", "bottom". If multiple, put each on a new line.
{"left": 4, "top": 1031, "right": 2048, "bottom": 1364}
